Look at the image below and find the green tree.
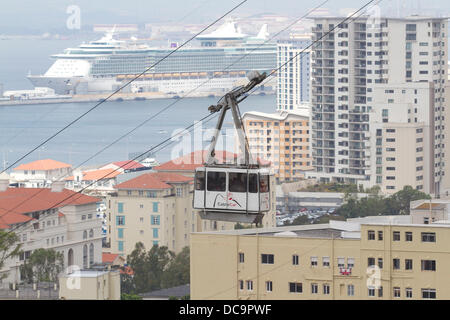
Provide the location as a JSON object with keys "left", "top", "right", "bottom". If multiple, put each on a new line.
{"left": 20, "top": 248, "right": 64, "bottom": 284}
{"left": 335, "top": 185, "right": 431, "bottom": 218}
{"left": 286, "top": 215, "right": 310, "bottom": 226}
{"left": 126, "top": 242, "right": 175, "bottom": 294}
{"left": 162, "top": 246, "right": 190, "bottom": 288}
{"left": 391, "top": 185, "right": 431, "bottom": 214}
{"left": 121, "top": 293, "right": 143, "bottom": 300}
{"left": 0, "top": 231, "right": 21, "bottom": 281}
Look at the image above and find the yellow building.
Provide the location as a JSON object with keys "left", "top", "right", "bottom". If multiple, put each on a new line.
{"left": 242, "top": 110, "right": 312, "bottom": 184}
{"left": 107, "top": 172, "right": 194, "bottom": 255}
{"left": 59, "top": 270, "right": 120, "bottom": 300}
{"left": 191, "top": 218, "right": 450, "bottom": 300}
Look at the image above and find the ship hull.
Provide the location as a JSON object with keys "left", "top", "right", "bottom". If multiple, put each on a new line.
{"left": 27, "top": 75, "right": 83, "bottom": 95}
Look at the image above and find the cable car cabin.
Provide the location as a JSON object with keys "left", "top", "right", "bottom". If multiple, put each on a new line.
{"left": 193, "top": 166, "right": 270, "bottom": 224}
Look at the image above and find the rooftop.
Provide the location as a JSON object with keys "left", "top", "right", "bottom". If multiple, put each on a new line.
{"left": 0, "top": 188, "right": 99, "bottom": 229}
{"left": 195, "top": 216, "right": 450, "bottom": 239}
{"left": 111, "top": 160, "right": 145, "bottom": 170}
{"left": 114, "top": 172, "right": 193, "bottom": 190}
{"left": 65, "top": 168, "right": 121, "bottom": 181}
{"left": 102, "top": 253, "right": 120, "bottom": 264}
{"left": 140, "top": 284, "right": 190, "bottom": 299}
{"left": 243, "top": 109, "right": 310, "bottom": 121}
{"left": 154, "top": 150, "right": 237, "bottom": 172}
{"left": 14, "top": 159, "right": 72, "bottom": 171}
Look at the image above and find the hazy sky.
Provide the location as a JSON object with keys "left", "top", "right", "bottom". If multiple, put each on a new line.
{"left": 0, "top": 0, "right": 449, "bottom": 34}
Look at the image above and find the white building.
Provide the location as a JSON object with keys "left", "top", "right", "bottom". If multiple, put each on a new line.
{"left": 10, "top": 159, "right": 72, "bottom": 188}
{"left": 277, "top": 35, "right": 312, "bottom": 110}
{"left": 310, "top": 16, "right": 448, "bottom": 195}
{"left": 0, "top": 181, "right": 102, "bottom": 285}
{"left": 367, "top": 82, "right": 433, "bottom": 194}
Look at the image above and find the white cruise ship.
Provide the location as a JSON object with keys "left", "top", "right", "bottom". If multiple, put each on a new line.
{"left": 28, "top": 21, "right": 277, "bottom": 95}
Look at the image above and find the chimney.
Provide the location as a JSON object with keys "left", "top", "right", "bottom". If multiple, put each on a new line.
{"left": 51, "top": 181, "right": 65, "bottom": 192}
{"left": 0, "top": 179, "right": 9, "bottom": 192}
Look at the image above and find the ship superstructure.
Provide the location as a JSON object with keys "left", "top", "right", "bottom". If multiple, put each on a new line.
{"left": 28, "top": 21, "right": 277, "bottom": 95}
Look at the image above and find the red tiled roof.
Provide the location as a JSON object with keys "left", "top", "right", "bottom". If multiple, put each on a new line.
{"left": 14, "top": 159, "right": 71, "bottom": 171}
{"left": 102, "top": 253, "right": 119, "bottom": 264}
{"left": 112, "top": 160, "right": 145, "bottom": 170}
{"left": 65, "top": 168, "right": 121, "bottom": 181}
{"left": 114, "top": 172, "right": 193, "bottom": 190}
{"left": 0, "top": 188, "right": 99, "bottom": 229}
{"left": 154, "top": 150, "right": 237, "bottom": 172}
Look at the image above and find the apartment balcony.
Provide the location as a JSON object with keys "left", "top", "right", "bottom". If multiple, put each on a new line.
{"left": 354, "top": 97, "right": 367, "bottom": 104}
{"left": 312, "top": 62, "right": 323, "bottom": 68}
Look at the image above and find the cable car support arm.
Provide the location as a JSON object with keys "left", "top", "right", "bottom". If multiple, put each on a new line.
{"left": 205, "top": 71, "right": 267, "bottom": 166}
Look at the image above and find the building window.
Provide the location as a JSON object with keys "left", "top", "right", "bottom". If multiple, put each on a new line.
{"left": 83, "top": 245, "right": 88, "bottom": 268}
{"left": 147, "top": 191, "right": 156, "bottom": 198}
{"left": 378, "top": 258, "right": 383, "bottom": 269}
{"left": 368, "top": 257, "right": 375, "bottom": 267}
{"left": 405, "top": 259, "right": 413, "bottom": 270}
{"left": 266, "top": 281, "right": 273, "bottom": 292}
{"left": 421, "top": 260, "right": 436, "bottom": 271}
{"left": 421, "top": 232, "right": 436, "bottom": 242}
{"left": 323, "top": 256, "right": 330, "bottom": 267}
{"left": 261, "top": 254, "right": 274, "bottom": 264}
{"left": 311, "top": 283, "right": 318, "bottom": 294}
{"left": 239, "top": 252, "right": 245, "bottom": 263}
{"left": 347, "top": 258, "right": 355, "bottom": 268}
{"left": 310, "top": 256, "right": 318, "bottom": 267}
{"left": 323, "top": 284, "right": 330, "bottom": 295}
{"left": 405, "top": 232, "right": 413, "bottom": 241}
{"left": 292, "top": 254, "right": 299, "bottom": 265}
{"left": 422, "top": 289, "right": 436, "bottom": 299}
{"left": 338, "top": 257, "right": 345, "bottom": 268}
{"left": 239, "top": 280, "right": 244, "bottom": 290}
{"left": 152, "top": 228, "right": 159, "bottom": 238}
{"left": 289, "top": 282, "right": 302, "bottom": 293}
{"left": 378, "top": 231, "right": 383, "bottom": 240}
{"left": 406, "top": 288, "right": 413, "bottom": 298}
{"left": 116, "top": 216, "right": 125, "bottom": 226}
{"left": 368, "top": 230, "right": 375, "bottom": 240}
{"left": 151, "top": 215, "right": 160, "bottom": 225}
{"left": 393, "top": 287, "right": 401, "bottom": 298}
{"left": 393, "top": 231, "right": 400, "bottom": 241}
{"left": 83, "top": 231, "right": 87, "bottom": 240}
{"left": 153, "top": 202, "right": 159, "bottom": 213}
{"left": 347, "top": 285, "right": 355, "bottom": 296}
{"left": 368, "top": 287, "right": 375, "bottom": 297}
{"left": 89, "top": 243, "right": 94, "bottom": 267}
{"left": 117, "top": 228, "right": 124, "bottom": 239}
{"left": 378, "top": 286, "right": 383, "bottom": 297}
{"left": 393, "top": 258, "right": 400, "bottom": 270}
{"left": 246, "top": 280, "right": 254, "bottom": 291}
